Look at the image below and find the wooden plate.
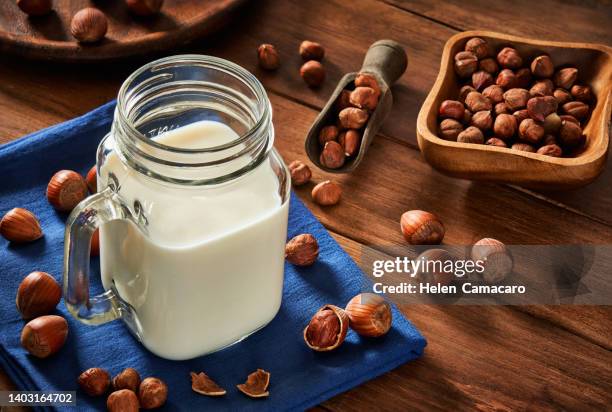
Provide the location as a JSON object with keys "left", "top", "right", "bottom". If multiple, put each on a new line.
{"left": 0, "top": 0, "right": 247, "bottom": 62}
{"left": 417, "top": 31, "right": 612, "bottom": 190}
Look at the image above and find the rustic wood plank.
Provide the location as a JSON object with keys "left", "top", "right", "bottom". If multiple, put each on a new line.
{"left": 325, "top": 233, "right": 612, "bottom": 411}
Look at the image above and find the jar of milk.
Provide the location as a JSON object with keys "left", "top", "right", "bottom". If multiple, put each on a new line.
{"left": 63, "top": 55, "right": 290, "bottom": 360}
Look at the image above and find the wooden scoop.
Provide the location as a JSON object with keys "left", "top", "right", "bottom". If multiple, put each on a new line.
{"left": 305, "top": 39, "right": 408, "bottom": 173}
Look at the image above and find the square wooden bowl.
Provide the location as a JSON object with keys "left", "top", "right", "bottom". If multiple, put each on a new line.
{"left": 417, "top": 31, "right": 612, "bottom": 190}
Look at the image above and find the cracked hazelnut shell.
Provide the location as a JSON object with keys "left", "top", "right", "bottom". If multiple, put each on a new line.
{"left": 345, "top": 293, "right": 392, "bottom": 337}
{"left": 237, "top": 369, "right": 270, "bottom": 398}
{"left": 21, "top": 315, "right": 68, "bottom": 359}
{"left": 47, "top": 170, "right": 88, "bottom": 212}
{"left": 304, "top": 305, "right": 349, "bottom": 351}
{"left": 285, "top": 234, "right": 319, "bottom": 266}
{"left": 400, "top": 210, "right": 445, "bottom": 245}
{"left": 0, "top": 208, "right": 43, "bottom": 243}
{"left": 16, "top": 271, "right": 61, "bottom": 319}
{"left": 191, "top": 372, "right": 226, "bottom": 396}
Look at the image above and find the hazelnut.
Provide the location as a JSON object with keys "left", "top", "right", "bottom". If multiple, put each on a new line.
{"left": 515, "top": 68, "right": 532, "bottom": 89}
{"left": 472, "top": 70, "right": 493, "bottom": 91}
{"left": 527, "top": 96, "right": 558, "bottom": 122}
{"left": 85, "top": 165, "right": 97, "bottom": 193}
{"left": 78, "top": 368, "right": 111, "bottom": 396}
{"left": 497, "top": 47, "right": 522, "bottom": 69}
{"left": 543, "top": 134, "right": 558, "bottom": 146}
{"left": 139, "top": 377, "right": 167, "bottom": 409}
{"left": 457, "top": 126, "right": 484, "bottom": 144}
{"left": 530, "top": 55, "right": 554, "bottom": 78}
{"left": 503, "top": 88, "right": 530, "bottom": 111}
{"left": 543, "top": 112, "right": 562, "bottom": 134}
{"left": 16, "top": 0, "right": 52, "bottom": 16}
{"left": 320, "top": 141, "right": 345, "bottom": 169}
{"left": 482, "top": 85, "right": 504, "bottom": 104}
{"left": 46, "top": 170, "right": 88, "bottom": 212}
{"left": 562, "top": 101, "right": 589, "bottom": 120}
{"left": 0, "top": 208, "right": 43, "bottom": 243}
{"left": 553, "top": 88, "right": 572, "bottom": 105}
{"left": 288, "top": 160, "right": 312, "bottom": 186}
{"left": 126, "top": 0, "right": 163, "bottom": 16}
{"left": 462, "top": 109, "right": 472, "bottom": 125}
{"left": 438, "top": 100, "right": 465, "bottom": 120}
{"left": 494, "top": 102, "right": 510, "bottom": 116}
{"left": 471, "top": 238, "right": 513, "bottom": 284}
{"left": 496, "top": 69, "right": 517, "bottom": 89}
{"left": 554, "top": 67, "right": 578, "bottom": 89}
{"left": 530, "top": 79, "right": 554, "bottom": 97}
{"left": 113, "top": 368, "right": 141, "bottom": 393}
{"left": 537, "top": 144, "right": 563, "bottom": 157}
{"left": 493, "top": 114, "right": 517, "bottom": 140}
{"left": 570, "top": 84, "right": 593, "bottom": 102}
{"left": 471, "top": 110, "right": 493, "bottom": 131}
{"left": 304, "top": 305, "right": 349, "bottom": 351}
{"left": 107, "top": 389, "right": 139, "bottom": 412}
{"left": 478, "top": 58, "right": 498, "bottom": 74}
{"left": 312, "top": 180, "right": 341, "bottom": 206}
{"left": 511, "top": 143, "right": 535, "bottom": 153}
{"left": 465, "top": 37, "right": 490, "bottom": 59}
{"left": 414, "top": 249, "right": 456, "bottom": 286}
{"left": 257, "top": 44, "right": 280, "bottom": 70}
{"left": 16, "top": 271, "right": 61, "bottom": 319}
{"left": 339, "top": 107, "right": 369, "bottom": 129}
{"left": 459, "top": 85, "right": 476, "bottom": 103}
{"left": 21, "top": 315, "right": 68, "bottom": 358}
{"left": 300, "top": 60, "right": 325, "bottom": 87}
{"left": 454, "top": 51, "right": 478, "bottom": 78}
{"left": 345, "top": 293, "right": 392, "bottom": 337}
{"left": 285, "top": 234, "right": 319, "bottom": 266}
{"left": 299, "top": 40, "right": 325, "bottom": 61}
{"left": 464, "top": 91, "right": 492, "bottom": 112}
{"left": 318, "top": 125, "right": 339, "bottom": 145}
{"left": 513, "top": 109, "right": 529, "bottom": 124}
{"left": 438, "top": 119, "right": 463, "bottom": 141}
{"left": 350, "top": 87, "right": 379, "bottom": 110}
{"left": 559, "top": 120, "right": 584, "bottom": 148}
{"left": 354, "top": 73, "right": 381, "bottom": 97}
{"left": 191, "top": 371, "right": 226, "bottom": 396}
{"left": 237, "top": 369, "right": 270, "bottom": 398}
{"left": 91, "top": 228, "right": 100, "bottom": 257}
{"left": 335, "top": 90, "right": 352, "bottom": 112}
{"left": 339, "top": 129, "right": 361, "bottom": 156}
{"left": 518, "top": 119, "right": 545, "bottom": 144}
{"left": 400, "top": 210, "right": 445, "bottom": 245}
{"left": 486, "top": 137, "right": 507, "bottom": 147}
{"left": 70, "top": 8, "right": 108, "bottom": 43}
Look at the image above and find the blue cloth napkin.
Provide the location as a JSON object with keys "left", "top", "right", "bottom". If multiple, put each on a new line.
{"left": 0, "top": 101, "right": 426, "bottom": 411}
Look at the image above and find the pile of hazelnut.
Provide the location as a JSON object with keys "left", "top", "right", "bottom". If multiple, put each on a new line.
{"left": 315, "top": 73, "right": 380, "bottom": 169}
{"left": 438, "top": 37, "right": 594, "bottom": 156}
{"left": 78, "top": 367, "right": 167, "bottom": 411}
{"left": 16, "top": 0, "right": 164, "bottom": 44}
{"left": 257, "top": 40, "right": 327, "bottom": 88}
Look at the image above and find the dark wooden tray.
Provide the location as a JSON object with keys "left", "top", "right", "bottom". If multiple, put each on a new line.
{"left": 0, "top": 0, "right": 247, "bottom": 62}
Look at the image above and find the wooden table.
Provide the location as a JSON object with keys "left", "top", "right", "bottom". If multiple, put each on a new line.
{"left": 1, "top": 1, "right": 611, "bottom": 410}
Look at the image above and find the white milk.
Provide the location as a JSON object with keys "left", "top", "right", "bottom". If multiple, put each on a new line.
{"left": 99, "top": 121, "right": 288, "bottom": 360}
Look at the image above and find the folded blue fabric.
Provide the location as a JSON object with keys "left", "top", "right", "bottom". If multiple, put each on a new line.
{"left": 0, "top": 101, "right": 426, "bottom": 411}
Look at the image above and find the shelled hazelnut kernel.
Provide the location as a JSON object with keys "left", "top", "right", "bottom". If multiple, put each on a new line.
{"left": 462, "top": 109, "right": 472, "bottom": 125}
{"left": 553, "top": 88, "right": 572, "bottom": 105}
{"left": 537, "top": 144, "right": 563, "bottom": 157}
{"left": 472, "top": 70, "right": 493, "bottom": 91}
{"left": 457, "top": 126, "right": 484, "bottom": 144}
{"left": 285, "top": 234, "right": 319, "bottom": 266}
{"left": 482, "top": 85, "right": 504, "bottom": 104}
{"left": 503, "top": 88, "right": 530, "bottom": 111}
{"left": 471, "top": 111, "right": 493, "bottom": 131}
{"left": 497, "top": 47, "right": 522, "bottom": 69}
{"left": 513, "top": 109, "right": 529, "bottom": 124}
{"left": 530, "top": 79, "right": 554, "bottom": 97}
{"left": 257, "top": 44, "right": 280, "bottom": 70}
{"left": 46, "top": 170, "right": 88, "bottom": 212}
{"left": 336, "top": 90, "right": 352, "bottom": 111}
{"left": 350, "top": 87, "right": 379, "bottom": 110}
{"left": 562, "top": 101, "right": 589, "bottom": 120}
{"left": 299, "top": 40, "right": 325, "bottom": 61}
{"left": 496, "top": 69, "right": 517, "bottom": 89}
{"left": 400, "top": 210, "right": 445, "bottom": 245}
{"left": 570, "top": 85, "right": 593, "bottom": 102}
{"left": 312, "top": 181, "right": 341, "bottom": 206}
{"left": 318, "top": 125, "right": 339, "bottom": 145}
{"left": 354, "top": 73, "right": 381, "bottom": 97}
{"left": 17, "top": 0, "right": 52, "bottom": 16}
{"left": 112, "top": 368, "right": 142, "bottom": 392}
{"left": 70, "top": 8, "right": 108, "bottom": 43}
{"left": 478, "top": 58, "right": 498, "bottom": 74}
{"left": 438, "top": 119, "right": 463, "bottom": 141}
{"left": 519, "top": 119, "right": 545, "bottom": 144}
{"left": 439, "top": 100, "right": 465, "bottom": 120}
{"left": 511, "top": 143, "right": 535, "bottom": 152}
{"left": 78, "top": 368, "right": 111, "bottom": 396}
{"left": 0, "top": 208, "right": 43, "bottom": 243}
{"left": 527, "top": 96, "right": 558, "bottom": 122}
{"left": 304, "top": 305, "right": 348, "bottom": 351}
{"left": 494, "top": 102, "right": 510, "bottom": 116}
{"left": 554, "top": 67, "right": 578, "bottom": 89}
{"left": 515, "top": 68, "right": 532, "bottom": 89}
{"left": 21, "top": 315, "right": 68, "bottom": 358}
{"left": 107, "top": 389, "right": 139, "bottom": 412}
{"left": 454, "top": 51, "right": 478, "bottom": 78}
{"left": 558, "top": 120, "right": 584, "bottom": 148}
{"left": 530, "top": 55, "right": 554, "bottom": 78}
{"left": 300, "top": 60, "right": 325, "bottom": 87}
{"left": 320, "top": 141, "right": 345, "bottom": 169}
{"left": 139, "top": 377, "right": 168, "bottom": 409}
{"left": 338, "top": 107, "right": 369, "bottom": 129}
{"left": 459, "top": 85, "right": 476, "bottom": 103}
{"left": 345, "top": 293, "right": 392, "bottom": 337}
{"left": 340, "top": 129, "right": 361, "bottom": 156}
{"left": 288, "top": 160, "right": 311, "bottom": 186}
{"left": 464, "top": 92, "right": 492, "bottom": 113}
{"left": 486, "top": 138, "right": 507, "bottom": 147}
{"left": 16, "top": 271, "right": 61, "bottom": 319}
{"left": 493, "top": 114, "right": 517, "bottom": 140}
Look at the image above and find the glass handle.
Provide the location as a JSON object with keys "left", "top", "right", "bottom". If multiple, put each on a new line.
{"left": 62, "top": 187, "right": 133, "bottom": 325}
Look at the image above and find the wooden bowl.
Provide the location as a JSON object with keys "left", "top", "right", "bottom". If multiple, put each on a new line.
{"left": 417, "top": 31, "right": 612, "bottom": 190}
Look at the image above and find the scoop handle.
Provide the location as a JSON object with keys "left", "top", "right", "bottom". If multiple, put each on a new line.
{"left": 360, "top": 39, "right": 408, "bottom": 87}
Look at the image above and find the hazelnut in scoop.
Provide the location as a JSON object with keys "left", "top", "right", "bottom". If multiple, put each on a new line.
{"left": 349, "top": 87, "right": 379, "bottom": 110}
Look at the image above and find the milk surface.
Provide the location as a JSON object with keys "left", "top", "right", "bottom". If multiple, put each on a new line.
{"left": 99, "top": 121, "right": 288, "bottom": 360}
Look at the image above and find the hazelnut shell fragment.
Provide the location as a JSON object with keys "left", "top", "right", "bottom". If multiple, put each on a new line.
{"left": 345, "top": 293, "right": 392, "bottom": 337}
{"left": 139, "top": 377, "right": 168, "bottom": 409}
{"left": 400, "top": 210, "right": 445, "bottom": 245}
{"left": 16, "top": 271, "right": 61, "bottom": 319}
{"left": 191, "top": 372, "right": 226, "bottom": 396}
{"left": 21, "top": 315, "right": 68, "bottom": 358}
{"left": 78, "top": 367, "right": 111, "bottom": 396}
{"left": 0, "top": 208, "right": 43, "bottom": 243}
{"left": 304, "top": 305, "right": 349, "bottom": 351}
{"left": 237, "top": 369, "right": 270, "bottom": 398}
{"left": 285, "top": 234, "right": 319, "bottom": 266}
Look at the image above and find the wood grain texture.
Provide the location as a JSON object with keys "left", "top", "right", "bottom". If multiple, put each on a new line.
{"left": 0, "top": 0, "right": 246, "bottom": 61}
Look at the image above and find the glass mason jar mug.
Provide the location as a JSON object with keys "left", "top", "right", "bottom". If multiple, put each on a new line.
{"left": 63, "top": 55, "right": 290, "bottom": 360}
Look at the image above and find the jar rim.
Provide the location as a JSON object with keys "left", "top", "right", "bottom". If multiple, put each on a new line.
{"left": 115, "top": 54, "right": 271, "bottom": 155}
